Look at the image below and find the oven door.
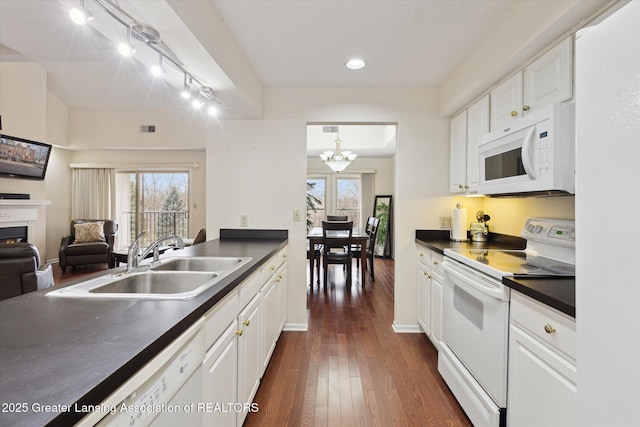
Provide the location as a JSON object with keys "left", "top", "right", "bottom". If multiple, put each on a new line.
{"left": 442, "top": 258, "right": 510, "bottom": 407}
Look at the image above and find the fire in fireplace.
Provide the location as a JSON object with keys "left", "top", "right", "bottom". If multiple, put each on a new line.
{"left": 0, "top": 226, "right": 28, "bottom": 244}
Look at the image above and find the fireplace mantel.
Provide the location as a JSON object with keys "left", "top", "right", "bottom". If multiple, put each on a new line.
{"left": 0, "top": 200, "right": 51, "bottom": 243}
{"left": 0, "top": 200, "right": 52, "bottom": 208}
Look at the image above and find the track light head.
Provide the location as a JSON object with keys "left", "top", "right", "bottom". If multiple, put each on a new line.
{"left": 70, "top": 5, "right": 94, "bottom": 25}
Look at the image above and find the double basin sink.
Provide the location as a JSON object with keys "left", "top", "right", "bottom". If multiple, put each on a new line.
{"left": 48, "top": 256, "right": 252, "bottom": 300}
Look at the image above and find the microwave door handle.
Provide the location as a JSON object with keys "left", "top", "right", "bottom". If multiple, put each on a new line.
{"left": 521, "top": 125, "right": 537, "bottom": 180}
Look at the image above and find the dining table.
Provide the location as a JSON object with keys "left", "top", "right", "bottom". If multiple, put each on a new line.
{"left": 307, "top": 227, "right": 369, "bottom": 285}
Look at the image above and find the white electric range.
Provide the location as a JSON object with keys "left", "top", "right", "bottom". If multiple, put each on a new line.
{"left": 438, "top": 218, "right": 575, "bottom": 427}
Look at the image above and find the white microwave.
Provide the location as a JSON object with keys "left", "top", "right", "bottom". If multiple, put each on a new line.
{"left": 478, "top": 103, "right": 575, "bottom": 196}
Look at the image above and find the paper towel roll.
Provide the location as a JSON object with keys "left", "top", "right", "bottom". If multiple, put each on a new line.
{"left": 451, "top": 206, "right": 467, "bottom": 241}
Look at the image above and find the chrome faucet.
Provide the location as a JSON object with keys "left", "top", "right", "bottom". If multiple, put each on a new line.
{"left": 126, "top": 232, "right": 185, "bottom": 273}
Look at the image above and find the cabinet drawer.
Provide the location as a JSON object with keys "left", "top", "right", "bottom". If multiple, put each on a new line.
{"left": 416, "top": 245, "right": 432, "bottom": 267}
{"left": 239, "top": 270, "right": 261, "bottom": 310}
{"left": 431, "top": 252, "right": 444, "bottom": 275}
{"left": 510, "top": 291, "right": 576, "bottom": 360}
{"left": 205, "top": 289, "right": 239, "bottom": 349}
{"left": 260, "top": 255, "right": 277, "bottom": 284}
{"left": 276, "top": 247, "right": 287, "bottom": 269}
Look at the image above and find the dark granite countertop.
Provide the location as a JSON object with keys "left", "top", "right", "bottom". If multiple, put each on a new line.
{"left": 415, "top": 229, "right": 526, "bottom": 255}
{"left": 0, "top": 230, "right": 287, "bottom": 427}
{"left": 415, "top": 229, "right": 575, "bottom": 318}
{"left": 503, "top": 276, "right": 575, "bottom": 318}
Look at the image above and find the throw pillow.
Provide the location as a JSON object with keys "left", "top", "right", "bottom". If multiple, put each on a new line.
{"left": 73, "top": 221, "right": 106, "bottom": 243}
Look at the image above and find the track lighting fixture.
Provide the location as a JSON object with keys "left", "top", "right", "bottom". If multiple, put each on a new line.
{"left": 70, "top": 1, "right": 93, "bottom": 26}
{"left": 69, "top": 0, "right": 221, "bottom": 117}
{"left": 117, "top": 28, "right": 135, "bottom": 57}
{"left": 180, "top": 74, "right": 192, "bottom": 99}
{"left": 150, "top": 54, "right": 165, "bottom": 77}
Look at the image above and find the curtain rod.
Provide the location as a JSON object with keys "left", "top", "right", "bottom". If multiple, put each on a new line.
{"left": 69, "top": 163, "right": 199, "bottom": 169}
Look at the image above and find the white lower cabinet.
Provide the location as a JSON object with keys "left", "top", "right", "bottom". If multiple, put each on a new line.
{"left": 260, "top": 275, "right": 278, "bottom": 376}
{"left": 201, "top": 246, "right": 288, "bottom": 427}
{"left": 237, "top": 294, "right": 262, "bottom": 426}
{"left": 416, "top": 244, "right": 443, "bottom": 348}
{"left": 203, "top": 321, "right": 238, "bottom": 427}
{"left": 508, "top": 291, "right": 576, "bottom": 427}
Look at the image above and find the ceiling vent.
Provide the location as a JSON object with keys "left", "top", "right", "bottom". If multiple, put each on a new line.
{"left": 140, "top": 125, "right": 156, "bottom": 133}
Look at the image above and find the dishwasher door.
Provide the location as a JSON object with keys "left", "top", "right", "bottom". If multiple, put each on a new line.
{"left": 79, "top": 318, "right": 206, "bottom": 427}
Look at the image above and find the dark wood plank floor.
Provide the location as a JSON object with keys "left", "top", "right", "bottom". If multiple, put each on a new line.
{"left": 245, "top": 258, "right": 471, "bottom": 427}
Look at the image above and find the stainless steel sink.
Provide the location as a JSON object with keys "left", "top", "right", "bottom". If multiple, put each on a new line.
{"left": 151, "top": 256, "right": 251, "bottom": 272}
{"left": 89, "top": 271, "right": 216, "bottom": 295}
{"left": 48, "top": 256, "right": 253, "bottom": 300}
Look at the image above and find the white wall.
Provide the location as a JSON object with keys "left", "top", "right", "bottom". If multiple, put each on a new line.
{"left": 0, "top": 63, "right": 60, "bottom": 259}
{"left": 208, "top": 86, "right": 457, "bottom": 330}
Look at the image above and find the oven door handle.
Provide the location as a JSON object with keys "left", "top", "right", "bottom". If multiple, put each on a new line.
{"left": 444, "top": 263, "right": 506, "bottom": 301}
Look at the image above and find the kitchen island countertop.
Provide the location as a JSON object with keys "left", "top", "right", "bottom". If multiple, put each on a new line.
{"left": 0, "top": 231, "right": 287, "bottom": 427}
{"left": 415, "top": 229, "right": 575, "bottom": 318}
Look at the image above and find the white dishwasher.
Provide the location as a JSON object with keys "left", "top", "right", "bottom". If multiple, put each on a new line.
{"left": 78, "top": 318, "right": 206, "bottom": 427}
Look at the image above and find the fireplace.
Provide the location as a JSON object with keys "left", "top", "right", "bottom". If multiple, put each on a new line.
{"left": 0, "top": 226, "right": 28, "bottom": 244}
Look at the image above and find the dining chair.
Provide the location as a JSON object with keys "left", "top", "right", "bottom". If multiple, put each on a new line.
{"left": 307, "top": 243, "right": 321, "bottom": 286}
{"left": 327, "top": 215, "right": 348, "bottom": 221}
{"left": 321, "top": 220, "right": 353, "bottom": 286}
{"left": 352, "top": 216, "right": 380, "bottom": 281}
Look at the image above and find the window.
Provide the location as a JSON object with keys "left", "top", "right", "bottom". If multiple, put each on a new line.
{"left": 115, "top": 172, "right": 189, "bottom": 249}
{"left": 337, "top": 177, "right": 361, "bottom": 229}
{"left": 306, "top": 175, "right": 361, "bottom": 229}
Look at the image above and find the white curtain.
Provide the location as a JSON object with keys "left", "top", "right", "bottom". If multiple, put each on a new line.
{"left": 71, "top": 168, "right": 116, "bottom": 219}
{"left": 361, "top": 173, "right": 375, "bottom": 221}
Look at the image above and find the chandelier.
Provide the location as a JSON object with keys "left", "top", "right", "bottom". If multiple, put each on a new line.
{"left": 320, "top": 128, "right": 357, "bottom": 173}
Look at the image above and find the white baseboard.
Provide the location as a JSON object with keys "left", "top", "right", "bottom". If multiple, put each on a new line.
{"left": 46, "top": 258, "right": 60, "bottom": 265}
{"left": 392, "top": 322, "right": 421, "bottom": 333}
{"left": 283, "top": 322, "right": 308, "bottom": 332}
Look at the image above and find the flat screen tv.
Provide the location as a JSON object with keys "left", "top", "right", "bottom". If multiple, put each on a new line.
{"left": 0, "top": 134, "right": 52, "bottom": 180}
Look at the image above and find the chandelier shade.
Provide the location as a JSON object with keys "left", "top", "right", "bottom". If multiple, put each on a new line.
{"left": 320, "top": 128, "right": 357, "bottom": 172}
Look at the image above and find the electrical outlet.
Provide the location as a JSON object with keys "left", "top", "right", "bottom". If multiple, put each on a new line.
{"left": 293, "top": 209, "right": 302, "bottom": 221}
{"left": 240, "top": 215, "right": 248, "bottom": 227}
{"left": 440, "top": 216, "right": 452, "bottom": 228}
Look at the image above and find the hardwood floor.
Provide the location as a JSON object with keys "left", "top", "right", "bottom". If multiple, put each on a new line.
{"left": 245, "top": 258, "right": 471, "bottom": 427}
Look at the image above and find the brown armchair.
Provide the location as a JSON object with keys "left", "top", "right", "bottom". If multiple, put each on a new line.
{"left": 0, "top": 242, "right": 54, "bottom": 301}
{"left": 59, "top": 219, "right": 118, "bottom": 273}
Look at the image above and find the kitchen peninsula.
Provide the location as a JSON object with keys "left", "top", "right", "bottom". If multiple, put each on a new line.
{"left": 0, "top": 230, "right": 287, "bottom": 427}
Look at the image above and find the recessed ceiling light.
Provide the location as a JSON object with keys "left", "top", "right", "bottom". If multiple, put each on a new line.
{"left": 346, "top": 58, "right": 366, "bottom": 70}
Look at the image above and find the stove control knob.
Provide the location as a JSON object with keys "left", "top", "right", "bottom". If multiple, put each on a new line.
{"left": 534, "top": 225, "right": 543, "bottom": 233}
{"left": 526, "top": 224, "right": 535, "bottom": 232}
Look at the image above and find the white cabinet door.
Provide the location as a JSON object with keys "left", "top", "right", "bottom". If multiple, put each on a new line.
{"left": 523, "top": 37, "right": 572, "bottom": 115}
{"left": 449, "top": 110, "right": 468, "bottom": 193}
{"left": 430, "top": 272, "right": 443, "bottom": 346}
{"left": 276, "top": 265, "right": 288, "bottom": 335}
{"left": 465, "top": 95, "right": 489, "bottom": 193}
{"left": 490, "top": 72, "right": 524, "bottom": 130}
{"left": 508, "top": 324, "right": 577, "bottom": 427}
{"left": 237, "top": 294, "right": 261, "bottom": 427}
{"left": 260, "top": 277, "right": 278, "bottom": 376}
{"left": 416, "top": 264, "right": 431, "bottom": 335}
{"left": 203, "top": 321, "right": 238, "bottom": 427}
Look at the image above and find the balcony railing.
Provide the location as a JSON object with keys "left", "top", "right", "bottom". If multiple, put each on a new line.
{"left": 122, "top": 211, "right": 188, "bottom": 247}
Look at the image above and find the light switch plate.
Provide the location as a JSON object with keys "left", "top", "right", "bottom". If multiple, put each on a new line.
{"left": 293, "top": 209, "right": 302, "bottom": 221}
{"left": 440, "top": 216, "right": 452, "bottom": 228}
{"left": 240, "top": 215, "right": 248, "bottom": 227}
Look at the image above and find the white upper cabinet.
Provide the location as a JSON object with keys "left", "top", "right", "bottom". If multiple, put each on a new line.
{"left": 491, "top": 37, "right": 573, "bottom": 131}
{"left": 465, "top": 95, "right": 489, "bottom": 193}
{"left": 450, "top": 95, "right": 489, "bottom": 194}
{"left": 449, "top": 110, "right": 468, "bottom": 193}
{"left": 523, "top": 37, "right": 573, "bottom": 114}
{"left": 490, "top": 73, "right": 523, "bottom": 130}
